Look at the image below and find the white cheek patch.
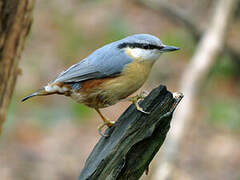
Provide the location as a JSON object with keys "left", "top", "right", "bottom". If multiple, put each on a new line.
{"left": 126, "top": 47, "right": 160, "bottom": 60}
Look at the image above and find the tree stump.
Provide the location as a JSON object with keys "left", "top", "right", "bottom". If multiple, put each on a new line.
{"left": 79, "top": 85, "right": 183, "bottom": 180}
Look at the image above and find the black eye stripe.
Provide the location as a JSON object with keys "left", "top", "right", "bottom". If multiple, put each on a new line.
{"left": 118, "top": 43, "right": 163, "bottom": 50}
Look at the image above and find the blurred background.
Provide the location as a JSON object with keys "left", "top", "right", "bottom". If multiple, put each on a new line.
{"left": 0, "top": 0, "right": 240, "bottom": 180}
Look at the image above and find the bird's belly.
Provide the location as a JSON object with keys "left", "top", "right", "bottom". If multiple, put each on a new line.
{"left": 70, "top": 77, "right": 144, "bottom": 109}
{"left": 102, "top": 75, "right": 146, "bottom": 100}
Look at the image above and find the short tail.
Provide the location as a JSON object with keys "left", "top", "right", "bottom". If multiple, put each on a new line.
{"left": 21, "top": 92, "right": 38, "bottom": 102}
{"left": 21, "top": 87, "right": 49, "bottom": 102}
{"left": 21, "top": 83, "right": 57, "bottom": 102}
{"left": 21, "top": 83, "right": 70, "bottom": 102}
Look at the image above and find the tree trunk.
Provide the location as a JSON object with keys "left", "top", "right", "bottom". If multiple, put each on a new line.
{"left": 0, "top": 0, "right": 34, "bottom": 135}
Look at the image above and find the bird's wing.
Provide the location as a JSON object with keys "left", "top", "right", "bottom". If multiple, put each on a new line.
{"left": 54, "top": 45, "right": 132, "bottom": 83}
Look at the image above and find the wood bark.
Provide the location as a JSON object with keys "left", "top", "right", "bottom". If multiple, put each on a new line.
{"left": 0, "top": 0, "right": 34, "bottom": 134}
{"left": 78, "top": 85, "right": 183, "bottom": 180}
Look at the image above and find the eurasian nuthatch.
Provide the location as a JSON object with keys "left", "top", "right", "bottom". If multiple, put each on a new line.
{"left": 22, "top": 34, "right": 179, "bottom": 135}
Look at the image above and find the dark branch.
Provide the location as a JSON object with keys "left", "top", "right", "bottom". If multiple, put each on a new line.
{"left": 78, "top": 85, "right": 183, "bottom": 180}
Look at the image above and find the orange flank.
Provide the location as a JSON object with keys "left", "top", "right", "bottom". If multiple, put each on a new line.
{"left": 78, "top": 77, "right": 116, "bottom": 93}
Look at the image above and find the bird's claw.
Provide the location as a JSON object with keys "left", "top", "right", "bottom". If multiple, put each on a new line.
{"left": 135, "top": 90, "right": 148, "bottom": 100}
{"left": 135, "top": 102, "right": 150, "bottom": 114}
{"left": 97, "top": 120, "right": 115, "bottom": 137}
{"left": 139, "top": 90, "right": 148, "bottom": 98}
{"left": 128, "top": 91, "right": 150, "bottom": 114}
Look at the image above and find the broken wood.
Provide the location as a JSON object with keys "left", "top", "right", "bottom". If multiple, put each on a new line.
{"left": 78, "top": 85, "right": 183, "bottom": 180}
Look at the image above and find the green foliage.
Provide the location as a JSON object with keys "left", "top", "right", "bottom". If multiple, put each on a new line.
{"left": 104, "top": 17, "right": 131, "bottom": 43}
{"left": 209, "top": 55, "right": 239, "bottom": 78}
{"left": 160, "top": 30, "right": 196, "bottom": 56}
{"left": 53, "top": 13, "right": 88, "bottom": 61}
{"left": 52, "top": 10, "right": 131, "bottom": 63}
{"left": 70, "top": 103, "right": 92, "bottom": 124}
{"left": 5, "top": 96, "right": 18, "bottom": 128}
{"left": 206, "top": 99, "right": 240, "bottom": 131}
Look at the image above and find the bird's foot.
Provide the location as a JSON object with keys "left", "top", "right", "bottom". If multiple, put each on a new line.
{"left": 95, "top": 108, "right": 115, "bottom": 137}
{"left": 135, "top": 101, "right": 150, "bottom": 114}
{"left": 97, "top": 120, "right": 115, "bottom": 137}
{"left": 136, "top": 90, "right": 148, "bottom": 100}
{"left": 128, "top": 91, "right": 150, "bottom": 114}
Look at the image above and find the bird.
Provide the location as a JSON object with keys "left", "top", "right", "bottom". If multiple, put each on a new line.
{"left": 21, "top": 34, "right": 179, "bottom": 136}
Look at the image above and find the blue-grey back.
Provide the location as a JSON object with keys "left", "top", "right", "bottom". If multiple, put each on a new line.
{"left": 54, "top": 41, "right": 132, "bottom": 83}
{"left": 54, "top": 34, "right": 161, "bottom": 83}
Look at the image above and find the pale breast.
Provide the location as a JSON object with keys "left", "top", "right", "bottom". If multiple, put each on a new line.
{"left": 101, "top": 60, "right": 155, "bottom": 101}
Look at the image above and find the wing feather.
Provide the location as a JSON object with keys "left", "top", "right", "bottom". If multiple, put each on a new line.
{"left": 54, "top": 43, "right": 133, "bottom": 83}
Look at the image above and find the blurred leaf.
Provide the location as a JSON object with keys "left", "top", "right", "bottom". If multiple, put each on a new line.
{"left": 70, "top": 103, "right": 92, "bottom": 124}
{"left": 5, "top": 96, "right": 18, "bottom": 128}
{"left": 206, "top": 99, "right": 240, "bottom": 131}
{"left": 104, "top": 17, "right": 131, "bottom": 43}
{"left": 160, "top": 30, "right": 196, "bottom": 56}
{"left": 53, "top": 13, "right": 87, "bottom": 61}
{"left": 209, "top": 55, "right": 239, "bottom": 78}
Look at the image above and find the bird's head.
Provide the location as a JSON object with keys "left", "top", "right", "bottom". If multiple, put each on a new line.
{"left": 117, "top": 34, "right": 179, "bottom": 61}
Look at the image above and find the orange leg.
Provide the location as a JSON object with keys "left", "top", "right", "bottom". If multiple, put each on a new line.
{"left": 95, "top": 108, "right": 115, "bottom": 136}
{"left": 127, "top": 91, "right": 150, "bottom": 114}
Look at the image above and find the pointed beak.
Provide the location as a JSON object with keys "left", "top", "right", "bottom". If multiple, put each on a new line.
{"left": 161, "top": 45, "right": 180, "bottom": 52}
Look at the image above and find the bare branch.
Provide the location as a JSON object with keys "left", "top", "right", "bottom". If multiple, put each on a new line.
{"left": 152, "top": 0, "right": 237, "bottom": 179}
